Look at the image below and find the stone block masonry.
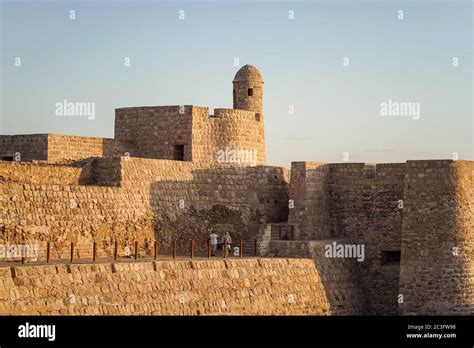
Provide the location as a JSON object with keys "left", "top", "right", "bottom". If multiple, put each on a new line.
{"left": 47, "top": 134, "right": 132, "bottom": 163}
{"left": 3, "top": 66, "right": 266, "bottom": 165}
{"left": 288, "top": 162, "right": 405, "bottom": 314}
{"left": 269, "top": 240, "right": 368, "bottom": 315}
{"left": 0, "top": 259, "right": 336, "bottom": 315}
{"left": 0, "top": 134, "right": 48, "bottom": 162}
{"left": 2, "top": 158, "right": 472, "bottom": 315}
{"left": 0, "top": 134, "right": 133, "bottom": 164}
{"left": 114, "top": 106, "right": 266, "bottom": 165}
{"left": 0, "top": 157, "right": 289, "bottom": 255}
{"left": 1, "top": 64, "right": 472, "bottom": 316}
{"left": 191, "top": 107, "right": 265, "bottom": 165}
{"left": 287, "top": 160, "right": 474, "bottom": 315}
{"left": 399, "top": 160, "right": 474, "bottom": 315}
{"left": 114, "top": 106, "right": 194, "bottom": 161}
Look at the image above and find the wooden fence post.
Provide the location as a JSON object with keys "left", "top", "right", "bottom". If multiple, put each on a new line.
{"left": 134, "top": 241, "right": 138, "bottom": 260}
{"left": 154, "top": 240, "right": 158, "bottom": 260}
{"left": 190, "top": 240, "right": 195, "bottom": 259}
{"left": 254, "top": 238, "right": 257, "bottom": 257}
{"left": 93, "top": 241, "right": 97, "bottom": 263}
{"left": 172, "top": 240, "right": 176, "bottom": 259}
{"left": 46, "top": 242, "right": 50, "bottom": 263}
{"left": 114, "top": 241, "right": 118, "bottom": 261}
{"left": 70, "top": 242, "right": 74, "bottom": 263}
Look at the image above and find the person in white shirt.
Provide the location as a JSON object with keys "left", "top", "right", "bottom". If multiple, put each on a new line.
{"left": 208, "top": 232, "right": 219, "bottom": 256}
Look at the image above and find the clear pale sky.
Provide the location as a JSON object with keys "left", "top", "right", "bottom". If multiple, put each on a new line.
{"left": 1, "top": 0, "right": 472, "bottom": 167}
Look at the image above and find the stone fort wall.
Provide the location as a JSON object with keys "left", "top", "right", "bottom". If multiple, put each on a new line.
{"left": 47, "top": 135, "right": 131, "bottom": 163}
{"left": 288, "top": 162, "right": 404, "bottom": 314}
{"left": 399, "top": 160, "right": 474, "bottom": 315}
{"left": 114, "top": 106, "right": 194, "bottom": 161}
{"left": 0, "top": 134, "right": 49, "bottom": 162}
{"left": 1, "top": 106, "right": 265, "bottom": 166}
{"left": 269, "top": 240, "right": 368, "bottom": 314}
{"left": 0, "top": 134, "right": 132, "bottom": 163}
{"left": 0, "top": 258, "right": 365, "bottom": 315}
{"left": 191, "top": 108, "right": 265, "bottom": 165}
{"left": 114, "top": 106, "right": 266, "bottom": 165}
{"left": 286, "top": 160, "right": 473, "bottom": 315}
{"left": 1, "top": 158, "right": 289, "bottom": 255}
{"left": 1, "top": 157, "right": 472, "bottom": 315}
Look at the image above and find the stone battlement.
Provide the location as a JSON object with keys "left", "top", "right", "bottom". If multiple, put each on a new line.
{"left": 0, "top": 258, "right": 366, "bottom": 315}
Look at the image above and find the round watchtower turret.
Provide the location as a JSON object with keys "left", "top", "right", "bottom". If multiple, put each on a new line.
{"left": 233, "top": 65, "right": 263, "bottom": 114}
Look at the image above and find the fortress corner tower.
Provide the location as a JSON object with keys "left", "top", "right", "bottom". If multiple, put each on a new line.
{"left": 233, "top": 64, "right": 264, "bottom": 114}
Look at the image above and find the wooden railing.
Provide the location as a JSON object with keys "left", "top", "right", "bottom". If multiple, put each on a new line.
{"left": 0, "top": 238, "right": 259, "bottom": 265}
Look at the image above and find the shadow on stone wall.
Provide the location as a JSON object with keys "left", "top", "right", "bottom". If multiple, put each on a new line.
{"left": 291, "top": 163, "right": 404, "bottom": 315}
{"left": 269, "top": 240, "right": 369, "bottom": 315}
{"left": 0, "top": 157, "right": 289, "bottom": 262}
{"left": 149, "top": 165, "right": 289, "bottom": 253}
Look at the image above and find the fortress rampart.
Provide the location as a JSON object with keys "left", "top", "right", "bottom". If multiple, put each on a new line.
{"left": 2, "top": 158, "right": 471, "bottom": 315}
{"left": 115, "top": 106, "right": 265, "bottom": 164}
{"left": 192, "top": 107, "right": 265, "bottom": 165}
{"left": 0, "top": 134, "right": 131, "bottom": 163}
{"left": 1, "top": 106, "right": 265, "bottom": 166}
{"left": 399, "top": 160, "right": 474, "bottom": 315}
{"left": 0, "top": 134, "right": 49, "bottom": 162}
{"left": 115, "top": 106, "right": 194, "bottom": 161}
{"left": 281, "top": 160, "right": 473, "bottom": 315}
{"left": 1, "top": 157, "right": 289, "bottom": 256}
{"left": 0, "top": 258, "right": 366, "bottom": 315}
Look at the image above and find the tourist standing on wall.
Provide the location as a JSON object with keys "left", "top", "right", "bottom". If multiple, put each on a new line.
{"left": 223, "top": 232, "right": 232, "bottom": 257}
{"left": 208, "top": 232, "right": 218, "bottom": 256}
